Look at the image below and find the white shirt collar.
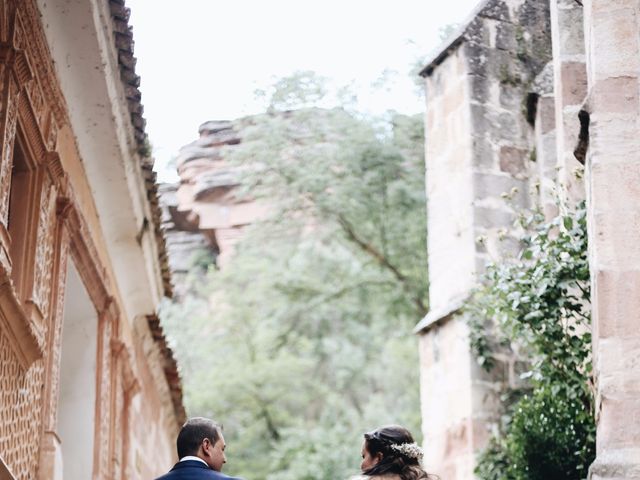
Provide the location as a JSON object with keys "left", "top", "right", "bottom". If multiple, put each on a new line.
{"left": 179, "top": 455, "right": 208, "bottom": 466}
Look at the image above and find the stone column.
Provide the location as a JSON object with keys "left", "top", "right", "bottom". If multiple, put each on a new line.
{"left": 531, "top": 63, "right": 558, "bottom": 218}
{"left": 584, "top": 0, "right": 640, "bottom": 477}
{"left": 550, "top": 0, "right": 588, "bottom": 204}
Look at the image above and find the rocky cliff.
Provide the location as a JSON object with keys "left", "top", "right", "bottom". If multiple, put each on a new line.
{"left": 159, "top": 119, "right": 266, "bottom": 294}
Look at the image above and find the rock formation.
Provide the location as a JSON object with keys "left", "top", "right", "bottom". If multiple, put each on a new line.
{"left": 160, "top": 119, "right": 267, "bottom": 292}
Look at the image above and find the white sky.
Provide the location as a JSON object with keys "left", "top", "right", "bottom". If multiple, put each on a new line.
{"left": 128, "top": 0, "right": 482, "bottom": 181}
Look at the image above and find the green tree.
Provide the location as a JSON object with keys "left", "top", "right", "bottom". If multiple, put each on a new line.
{"left": 161, "top": 73, "right": 428, "bottom": 480}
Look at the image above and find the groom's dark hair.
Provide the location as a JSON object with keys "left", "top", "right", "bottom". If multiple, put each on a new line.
{"left": 177, "top": 417, "right": 223, "bottom": 458}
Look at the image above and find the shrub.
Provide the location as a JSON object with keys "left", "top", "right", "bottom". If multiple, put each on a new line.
{"left": 469, "top": 204, "right": 595, "bottom": 480}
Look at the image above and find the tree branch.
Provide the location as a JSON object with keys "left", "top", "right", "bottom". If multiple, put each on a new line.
{"left": 336, "top": 213, "right": 427, "bottom": 316}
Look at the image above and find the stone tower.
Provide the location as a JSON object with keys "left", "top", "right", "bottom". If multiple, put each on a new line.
{"left": 415, "top": 0, "right": 553, "bottom": 477}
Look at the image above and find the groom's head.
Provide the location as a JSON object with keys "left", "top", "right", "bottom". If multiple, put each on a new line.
{"left": 177, "top": 417, "right": 227, "bottom": 471}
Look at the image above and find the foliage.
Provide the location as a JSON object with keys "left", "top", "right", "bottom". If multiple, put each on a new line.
{"left": 254, "top": 70, "right": 329, "bottom": 112}
{"left": 467, "top": 204, "right": 595, "bottom": 480}
{"left": 161, "top": 73, "right": 428, "bottom": 480}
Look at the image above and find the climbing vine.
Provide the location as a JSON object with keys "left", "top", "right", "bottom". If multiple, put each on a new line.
{"left": 467, "top": 203, "right": 595, "bottom": 480}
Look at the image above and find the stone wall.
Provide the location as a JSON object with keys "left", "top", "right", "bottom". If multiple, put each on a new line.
{"left": 583, "top": 0, "right": 640, "bottom": 477}
{"left": 419, "top": 0, "right": 640, "bottom": 478}
{"left": 424, "top": 47, "right": 476, "bottom": 311}
{"left": 419, "top": 44, "right": 479, "bottom": 479}
{"left": 417, "top": 0, "right": 553, "bottom": 477}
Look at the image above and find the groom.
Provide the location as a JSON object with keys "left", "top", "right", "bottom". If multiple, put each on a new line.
{"left": 155, "top": 417, "right": 242, "bottom": 480}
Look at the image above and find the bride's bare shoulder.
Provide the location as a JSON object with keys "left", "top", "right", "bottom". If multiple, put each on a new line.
{"left": 349, "top": 475, "right": 402, "bottom": 480}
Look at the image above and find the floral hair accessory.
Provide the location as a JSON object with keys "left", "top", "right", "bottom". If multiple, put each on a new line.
{"left": 389, "top": 442, "right": 424, "bottom": 460}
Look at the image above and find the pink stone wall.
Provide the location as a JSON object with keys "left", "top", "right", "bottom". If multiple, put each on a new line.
{"left": 584, "top": 0, "right": 640, "bottom": 476}
{"left": 424, "top": 47, "right": 476, "bottom": 311}
{"left": 418, "top": 319, "right": 474, "bottom": 479}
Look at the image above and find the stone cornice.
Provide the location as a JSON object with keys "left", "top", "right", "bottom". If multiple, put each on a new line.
{"left": 413, "top": 296, "right": 468, "bottom": 334}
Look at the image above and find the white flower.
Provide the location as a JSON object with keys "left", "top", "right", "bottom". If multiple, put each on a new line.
{"left": 389, "top": 442, "right": 424, "bottom": 460}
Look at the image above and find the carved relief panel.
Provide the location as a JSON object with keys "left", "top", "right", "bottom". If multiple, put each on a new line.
{"left": 0, "top": 58, "right": 20, "bottom": 271}
{"left": 25, "top": 173, "right": 56, "bottom": 329}
{"left": 95, "top": 309, "right": 115, "bottom": 479}
{"left": 110, "top": 339, "right": 140, "bottom": 480}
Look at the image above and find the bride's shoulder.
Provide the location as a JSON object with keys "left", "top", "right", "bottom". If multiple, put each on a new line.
{"left": 348, "top": 475, "right": 402, "bottom": 480}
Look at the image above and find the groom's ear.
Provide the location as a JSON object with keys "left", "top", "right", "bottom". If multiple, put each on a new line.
{"left": 201, "top": 438, "right": 212, "bottom": 456}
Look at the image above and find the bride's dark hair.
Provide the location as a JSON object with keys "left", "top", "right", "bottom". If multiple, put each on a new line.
{"left": 362, "top": 425, "right": 431, "bottom": 480}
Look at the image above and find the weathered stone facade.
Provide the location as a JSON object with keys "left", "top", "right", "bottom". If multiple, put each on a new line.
{"left": 416, "top": 1, "right": 553, "bottom": 477}
{"left": 584, "top": 0, "right": 640, "bottom": 477}
{"left": 418, "top": 0, "right": 640, "bottom": 478}
{"left": 0, "top": 1, "right": 184, "bottom": 479}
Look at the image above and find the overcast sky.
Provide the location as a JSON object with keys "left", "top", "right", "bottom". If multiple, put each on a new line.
{"left": 127, "top": 0, "right": 482, "bottom": 181}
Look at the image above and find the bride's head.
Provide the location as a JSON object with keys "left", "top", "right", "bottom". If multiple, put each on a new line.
{"left": 360, "top": 425, "right": 430, "bottom": 480}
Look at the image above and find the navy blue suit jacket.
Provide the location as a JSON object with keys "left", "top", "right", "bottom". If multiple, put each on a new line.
{"left": 155, "top": 460, "right": 243, "bottom": 480}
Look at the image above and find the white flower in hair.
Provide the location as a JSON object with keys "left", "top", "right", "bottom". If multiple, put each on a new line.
{"left": 389, "top": 442, "right": 424, "bottom": 460}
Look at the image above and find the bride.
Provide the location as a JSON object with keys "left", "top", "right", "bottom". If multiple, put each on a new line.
{"left": 351, "top": 425, "right": 432, "bottom": 480}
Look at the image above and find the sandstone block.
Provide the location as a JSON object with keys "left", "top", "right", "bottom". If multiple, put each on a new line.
{"left": 590, "top": 8, "right": 640, "bottom": 78}
{"left": 499, "top": 83, "right": 523, "bottom": 111}
{"left": 594, "top": 270, "right": 640, "bottom": 339}
{"left": 589, "top": 112, "right": 640, "bottom": 159}
{"left": 496, "top": 111, "right": 526, "bottom": 143}
{"left": 589, "top": 448, "right": 640, "bottom": 480}
{"left": 499, "top": 146, "right": 529, "bottom": 177}
{"left": 515, "top": 0, "right": 554, "bottom": 72}
{"left": 470, "top": 103, "right": 526, "bottom": 143}
{"left": 536, "top": 132, "right": 559, "bottom": 179}
{"left": 592, "top": 76, "right": 640, "bottom": 115}
{"left": 442, "top": 84, "right": 466, "bottom": 117}
{"left": 471, "top": 135, "right": 496, "bottom": 169}
{"left": 550, "top": 1, "right": 586, "bottom": 57}
{"left": 590, "top": 0, "right": 640, "bottom": 15}
{"left": 465, "top": 42, "right": 490, "bottom": 77}
{"left": 470, "top": 73, "right": 490, "bottom": 104}
{"left": 591, "top": 210, "right": 640, "bottom": 270}
{"left": 595, "top": 337, "right": 640, "bottom": 393}
{"left": 470, "top": 103, "right": 490, "bottom": 135}
{"left": 560, "top": 61, "right": 587, "bottom": 105}
{"left": 474, "top": 206, "right": 515, "bottom": 229}
{"left": 596, "top": 395, "right": 640, "bottom": 449}
{"left": 532, "top": 61, "right": 555, "bottom": 96}
{"left": 473, "top": 172, "right": 528, "bottom": 205}
{"left": 535, "top": 95, "right": 556, "bottom": 134}
{"left": 496, "top": 21, "right": 517, "bottom": 52}
{"left": 590, "top": 162, "right": 640, "bottom": 211}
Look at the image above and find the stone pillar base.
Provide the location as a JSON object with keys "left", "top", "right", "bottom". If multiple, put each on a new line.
{"left": 589, "top": 449, "right": 640, "bottom": 479}
{"left": 38, "top": 431, "right": 63, "bottom": 480}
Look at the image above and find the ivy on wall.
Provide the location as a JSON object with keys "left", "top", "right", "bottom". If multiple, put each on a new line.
{"left": 467, "top": 204, "right": 595, "bottom": 480}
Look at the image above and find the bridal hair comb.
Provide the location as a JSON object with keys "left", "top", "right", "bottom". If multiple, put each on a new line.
{"left": 389, "top": 442, "right": 424, "bottom": 460}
